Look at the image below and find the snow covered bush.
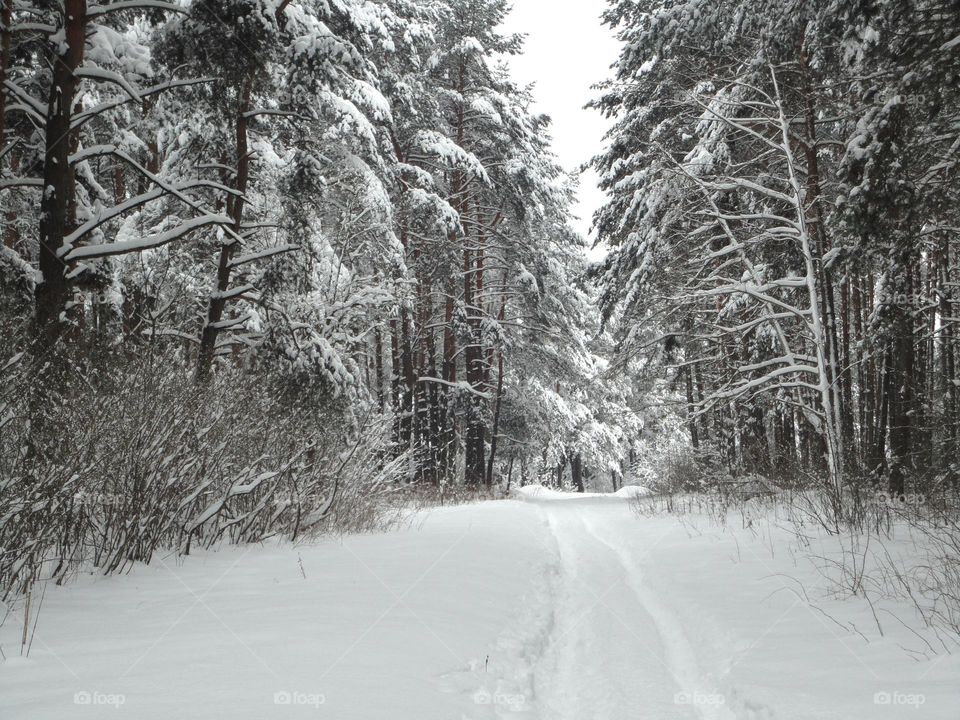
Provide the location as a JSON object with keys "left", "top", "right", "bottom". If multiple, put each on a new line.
{"left": 0, "top": 350, "right": 404, "bottom": 600}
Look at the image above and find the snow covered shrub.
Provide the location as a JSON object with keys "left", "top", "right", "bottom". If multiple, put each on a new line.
{"left": 654, "top": 449, "right": 706, "bottom": 493}
{"left": 912, "top": 516, "right": 960, "bottom": 637}
{"left": 629, "top": 414, "right": 719, "bottom": 494}
{"left": 0, "top": 247, "right": 34, "bottom": 333}
{"left": 0, "top": 349, "right": 404, "bottom": 599}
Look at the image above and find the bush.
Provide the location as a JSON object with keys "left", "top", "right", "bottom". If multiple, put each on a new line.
{"left": 0, "top": 348, "right": 406, "bottom": 600}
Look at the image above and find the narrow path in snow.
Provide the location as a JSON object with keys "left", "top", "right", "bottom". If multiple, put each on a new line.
{"left": 528, "top": 500, "right": 729, "bottom": 720}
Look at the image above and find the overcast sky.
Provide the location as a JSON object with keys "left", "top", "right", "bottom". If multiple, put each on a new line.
{"left": 501, "top": 0, "right": 620, "bottom": 248}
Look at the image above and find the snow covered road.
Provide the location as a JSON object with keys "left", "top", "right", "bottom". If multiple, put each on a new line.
{"left": 533, "top": 504, "right": 705, "bottom": 720}
{"left": 2, "top": 492, "right": 958, "bottom": 719}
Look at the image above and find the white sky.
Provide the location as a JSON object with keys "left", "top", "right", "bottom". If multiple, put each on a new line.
{"left": 501, "top": 0, "right": 620, "bottom": 248}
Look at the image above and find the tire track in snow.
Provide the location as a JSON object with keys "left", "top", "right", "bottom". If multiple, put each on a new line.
{"left": 440, "top": 504, "right": 561, "bottom": 719}
{"left": 532, "top": 503, "right": 705, "bottom": 720}
{"left": 580, "top": 511, "right": 736, "bottom": 720}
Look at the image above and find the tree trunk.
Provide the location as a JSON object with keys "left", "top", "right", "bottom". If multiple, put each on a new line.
{"left": 35, "top": 1, "right": 86, "bottom": 350}
{"left": 196, "top": 73, "right": 255, "bottom": 382}
{"left": 888, "top": 270, "right": 914, "bottom": 497}
{"left": 389, "top": 317, "right": 404, "bottom": 452}
{"left": 0, "top": 0, "right": 13, "bottom": 149}
{"left": 374, "top": 327, "right": 385, "bottom": 412}
{"left": 684, "top": 365, "right": 700, "bottom": 450}
{"left": 571, "top": 453, "right": 584, "bottom": 493}
{"left": 485, "top": 344, "right": 505, "bottom": 486}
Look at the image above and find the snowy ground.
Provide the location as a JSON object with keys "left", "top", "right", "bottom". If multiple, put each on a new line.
{"left": 2, "top": 490, "right": 958, "bottom": 719}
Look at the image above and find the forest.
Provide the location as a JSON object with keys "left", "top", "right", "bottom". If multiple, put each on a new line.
{"left": 593, "top": 0, "right": 960, "bottom": 499}
{"left": 2, "top": 2, "right": 960, "bottom": 719}
{"left": 0, "top": 0, "right": 646, "bottom": 599}
{"left": 1, "top": 0, "right": 959, "bottom": 602}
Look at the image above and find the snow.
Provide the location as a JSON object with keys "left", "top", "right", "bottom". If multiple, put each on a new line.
{"left": 611, "top": 485, "right": 651, "bottom": 498}
{"left": 2, "top": 500, "right": 958, "bottom": 719}
{"left": 84, "top": 23, "right": 154, "bottom": 81}
{"left": 349, "top": 79, "right": 392, "bottom": 123}
{"left": 941, "top": 34, "right": 960, "bottom": 51}
{"left": 411, "top": 130, "right": 491, "bottom": 184}
{"left": 228, "top": 244, "right": 299, "bottom": 269}
{"left": 64, "top": 214, "right": 234, "bottom": 261}
{"left": 513, "top": 483, "right": 651, "bottom": 500}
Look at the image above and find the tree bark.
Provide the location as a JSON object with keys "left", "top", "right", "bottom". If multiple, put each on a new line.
{"left": 571, "top": 453, "right": 584, "bottom": 493}
{"left": 196, "top": 72, "right": 254, "bottom": 382}
{"left": 684, "top": 365, "right": 700, "bottom": 450}
{"left": 35, "top": 1, "right": 86, "bottom": 350}
{"left": 0, "top": 0, "right": 13, "bottom": 149}
{"left": 887, "top": 267, "right": 914, "bottom": 497}
{"left": 485, "top": 343, "right": 505, "bottom": 486}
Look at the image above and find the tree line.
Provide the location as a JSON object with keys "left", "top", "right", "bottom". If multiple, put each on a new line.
{"left": 0, "top": 0, "right": 643, "bottom": 494}
{"left": 593, "top": 0, "right": 960, "bottom": 498}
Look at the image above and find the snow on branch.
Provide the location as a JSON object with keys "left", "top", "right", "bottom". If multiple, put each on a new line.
{"left": 75, "top": 67, "right": 143, "bottom": 103}
{"left": 410, "top": 130, "right": 490, "bottom": 184}
{"left": 3, "top": 80, "right": 46, "bottom": 117}
{"left": 11, "top": 23, "right": 56, "bottom": 34}
{"left": 63, "top": 180, "right": 238, "bottom": 248}
{"left": 71, "top": 78, "right": 215, "bottom": 131}
{"left": 62, "top": 145, "right": 246, "bottom": 250}
{"left": 210, "top": 285, "right": 255, "bottom": 302}
{"left": 86, "top": 1, "right": 185, "bottom": 18}
{"left": 0, "top": 178, "right": 43, "bottom": 190}
{"left": 209, "top": 313, "right": 254, "bottom": 331}
{"left": 228, "top": 244, "right": 299, "bottom": 269}
{"left": 64, "top": 214, "right": 233, "bottom": 261}
{"left": 417, "top": 377, "right": 491, "bottom": 400}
